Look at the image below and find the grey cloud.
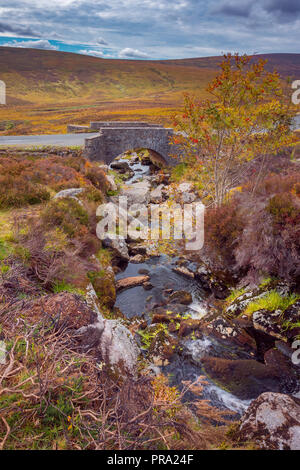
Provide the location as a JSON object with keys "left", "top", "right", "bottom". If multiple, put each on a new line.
{"left": 97, "top": 37, "right": 108, "bottom": 45}
{"left": 265, "top": 0, "right": 300, "bottom": 16}
{"left": 0, "top": 21, "right": 41, "bottom": 37}
{"left": 212, "top": 1, "right": 253, "bottom": 18}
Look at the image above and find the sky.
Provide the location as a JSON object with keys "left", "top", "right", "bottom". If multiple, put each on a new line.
{"left": 0, "top": 0, "right": 299, "bottom": 60}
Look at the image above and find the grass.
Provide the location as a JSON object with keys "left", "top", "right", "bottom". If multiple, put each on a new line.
{"left": 52, "top": 280, "right": 85, "bottom": 297}
{"left": 0, "top": 318, "right": 236, "bottom": 450}
{"left": 259, "top": 277, "right": 274, "bottom": 288}
{"left": 226, "top": 287, "right": 247, "bottom": 304}
{"left": 243, "top": 290, "right": 299, "bottom": 317}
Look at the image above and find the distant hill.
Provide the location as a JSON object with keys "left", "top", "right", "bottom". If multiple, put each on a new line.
{"left": 0, "top": 48, "right": 299, "bottom": 135}
{"left": 1, "top": 48, "right": 299, "bottom": 106}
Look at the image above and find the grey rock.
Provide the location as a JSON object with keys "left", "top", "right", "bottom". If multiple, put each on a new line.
{"left": 78, "top": 320, "right": 139, "bottom": 375}
{"left": 252, "top": 309, "right": 284, "bottom": 340}
{"left": 120, "top": 180, "right": 151, "bottom": 205}
{"left": 106, "top": 174, "right": 118, "bottom": 191}
{"left": 238, "top": 392, "right": 300, "bottom": 450}
{"left": 150, "top": 184, "right": 165, "bottom": 203}
{"left": 53, "top": 187, "right": 84, "bottom": 202}
{"left": 102, "top": 236, "right": 129, "bottom": 262}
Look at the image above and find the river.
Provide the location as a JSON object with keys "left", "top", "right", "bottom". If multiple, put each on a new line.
{"left": 111, "top": 154, "right": 252, "bottom": 416}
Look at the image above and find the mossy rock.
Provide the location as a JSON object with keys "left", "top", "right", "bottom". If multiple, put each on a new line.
{"left": 87, "top": 270, "right": 116, "bottom": 309}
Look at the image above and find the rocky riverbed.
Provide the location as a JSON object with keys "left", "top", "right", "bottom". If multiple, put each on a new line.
{"left": 94, "top": 150, "right": 300, "bottom": 448}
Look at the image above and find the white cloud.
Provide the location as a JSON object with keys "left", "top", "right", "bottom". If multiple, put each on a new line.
{"left": 119, "top": 47, "right": 149, "bottom": 58}
{"left": 3, "top": 39, "right": 58, "bottom": 50}
{"left": 79, "top": 49, "right": 104, "bottom": 57}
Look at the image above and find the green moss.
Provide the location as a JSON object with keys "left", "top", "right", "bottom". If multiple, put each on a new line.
{"left": 87, "top": 269, "right": 116, "bottom": 308}
{"left": 226, "top": 287, "right": 246, "bottom": 304}
{"left": 0, "top": 240, "right": 10, "bottom": 261}
{"left": 243, "top": 290, "right": 299, "bottom": 317}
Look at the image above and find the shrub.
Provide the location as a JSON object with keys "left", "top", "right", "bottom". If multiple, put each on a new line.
{"left": 204, "top": 202, "right": 244, "bottom": 270}
{"left": 267, "top": 192, "right": 300, "bottom": 226}
{"left": 0, "top": 174, "right": 50, "bottom": 209}
{"left": 0, "top": 152, "right": 108, "bottom": 203}
{"left": 84, "top": 164, "right": 109, "bottom": 192}
{"left": 235, "top": 189, "right": 300, "bottom": 282}
{"left": 0, "top": 312, "right": 234, "bottom": 450}
{"left": 41, "top": 198, "right": 89, "bottom": 237}
{"left": 81, "top": 186, "right": 103, "bottom": 203}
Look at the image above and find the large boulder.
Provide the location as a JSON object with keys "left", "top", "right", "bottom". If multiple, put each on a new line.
{"left": 252, "top": 309, "right": 285, "bottom": 341}
{"left": 81, "top": 283, "right": 139, "bottom": 375}
{"left": 150, "top": 184, "right": 164, "bottom": 204}
{"left": 105, "top": 174, "right": 118, "bottom": 192}
{"left": 53, "top": 187, "right": 85, "bottom": 203}
{"left": 110, "top": 160, "right": 131, "bottom": 172}
{"left": 77, "top": 319, "right": 139, "bottom": 376}
{"left": 279, "top": 300, "right": 300, "bottom": 341}
{"left": 238, "top": 392, "right": 300, "bottom": 450}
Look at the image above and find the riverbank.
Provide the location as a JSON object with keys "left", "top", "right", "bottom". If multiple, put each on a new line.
{"left": 0, "top": 146, "right": 299, "bottom": 450}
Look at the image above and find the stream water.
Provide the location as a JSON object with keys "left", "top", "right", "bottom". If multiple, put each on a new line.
{"left": 111, "top": 155, "right": 252, "bottom": 416}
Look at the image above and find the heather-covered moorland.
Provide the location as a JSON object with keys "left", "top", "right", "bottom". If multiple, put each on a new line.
{"left": 0, "top": 53, "right": 300, "bottom": 451}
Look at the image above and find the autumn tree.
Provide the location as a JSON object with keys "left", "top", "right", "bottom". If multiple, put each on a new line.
{"left": 172, "top": 53, "right": 298, "bottom": 207}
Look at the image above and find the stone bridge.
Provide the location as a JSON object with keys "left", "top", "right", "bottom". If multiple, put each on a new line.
{"left": 82, "top": 122, "right": 178, "bottom": 166}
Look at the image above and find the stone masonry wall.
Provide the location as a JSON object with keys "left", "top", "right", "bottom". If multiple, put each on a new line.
{"left": 84, "top": 126, "right": 178, "bottom": 166}
{"left": 89, "top": 121, "right": 160, "bottom": 130}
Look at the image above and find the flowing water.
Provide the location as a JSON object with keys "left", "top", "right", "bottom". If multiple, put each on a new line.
{"left": 111, "top": 155, "right": 252, "bottom": 416}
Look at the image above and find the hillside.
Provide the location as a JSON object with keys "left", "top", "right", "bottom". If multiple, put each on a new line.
{"left": 0, "top": 48, "right": 299, "bottom": 135}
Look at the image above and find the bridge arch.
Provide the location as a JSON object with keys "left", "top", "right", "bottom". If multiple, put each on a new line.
{"left": 84, "top": 123, "right": 178, "bottom": 167}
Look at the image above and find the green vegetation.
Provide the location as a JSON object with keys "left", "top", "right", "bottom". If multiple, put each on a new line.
{"left": 52, "top": 280, "right": 85, "bottom": 297}
{"left": 259, "top": 277, "right": 274, "bottom": 288}
{"left": 226, "top": 288, "right": 246, "bottom": 304}
{"left": 138, "top": 323, "right": 169, "bottom": 350}
{"left": 243, "top": 291, "right": 299, "bottom": 317}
